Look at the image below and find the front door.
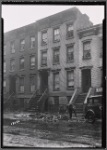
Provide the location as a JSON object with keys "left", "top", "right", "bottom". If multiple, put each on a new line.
{"left": 82, "top": 69, "right": 91, "bottom": 93}
{"left": 40, "top": 71, "right": 48, "bottom": 93}
{"left": 9, "top": 75, "right": 16, "bottom": 94}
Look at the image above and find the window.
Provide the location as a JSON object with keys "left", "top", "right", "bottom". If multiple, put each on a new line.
{"left": 30, "top": 55, "right": 35, "bottom": 69}
{"left": 41, "top": 51, "right": 47, "bottom": 66}
{"left": 19, "top": 77, "right": 24, "bottom": 93}
{"left": 4, "top": 45, "right": 6, "bottom": 55}
{"left": 30, "top": 37, "right": 35, "bottom": 49}
{"left": 67, "top": 45, "right": 74, "bottom": 62}
{"left": 20, "top": 57, "right": 24, "bottom": 70}
{"left": 67, "top": 70, "right": 74, "bottom": 89}
{"left": 10, "top": 59, "right": 15, "bottom": 72}
{"left": 3, "top": 80, "right": 6, "bottom": 92}
{"left": 42, "top": 31, "right": 47, "bottom": 45}
{"left": 20, "top": 39, "right": 25, "bottom": 51}
{"left": 53, "top": 48, "right": 60, "bottom": 64}
{"left": 30, "top": 75, "right": 35, "bottom": 92}
{"left": 11, "top": 42, "right": 15, "bottom": 53}
{"left": 53, "top": 72, "right": 60, "bottom": 91}
{"left": 67, "top": 24, "right": 74, "bottom": 38}
{"left": 83, "top": 41, "right": 91, "bottom": 59}
{"left": 53, "top": 28, "right": 60, "bottom": 42}
{"left": 4, "top": 61, "right": 6, "bottom": 73}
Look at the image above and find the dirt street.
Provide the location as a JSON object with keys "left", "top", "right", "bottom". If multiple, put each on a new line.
{"left": 2, "top": 112, "right": 102, "bottom": 148}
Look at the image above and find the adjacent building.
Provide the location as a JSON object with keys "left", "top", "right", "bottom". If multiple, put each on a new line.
{"left": 3, "top": 7, "right": 103, "bottom": 111}
{"left": 4, "top": 23, "right": 38, "bottom": 109}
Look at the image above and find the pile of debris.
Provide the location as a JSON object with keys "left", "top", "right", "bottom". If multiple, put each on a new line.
{"left": 29, "top": 113, "right": 69, "bottom": 123}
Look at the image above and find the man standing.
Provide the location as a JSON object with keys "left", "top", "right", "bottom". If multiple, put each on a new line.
{"left": 67, "top": 104, "right": 77, "bottom": 119}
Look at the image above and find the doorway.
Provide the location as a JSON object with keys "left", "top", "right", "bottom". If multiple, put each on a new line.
{"left": 9, "top": 75, "right": 16, "bottom": 94}
{"left": 40, "top": 71, "right": 48, "bottom": 93}
{"left": 82, "top": 69, "right": 91, "bottom": 93}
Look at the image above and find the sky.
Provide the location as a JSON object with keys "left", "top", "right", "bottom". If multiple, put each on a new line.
{"left": 2, "top": 5, "right": 104, "bottom": 33}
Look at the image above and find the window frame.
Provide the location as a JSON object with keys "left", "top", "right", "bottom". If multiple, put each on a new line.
{"left": 19, "top": 57, "right": 25, "bottom": 70}
{"left": 4, "top": 44, "right": 6, "bottom": 56}
{"left": 66, "top": 23, "right": 74, "bottom": 39}
{"left": 3, "top": 79, "right": 6, "bottom": 93}
{"left": 30, "top": 75, "right": 36, "bottom": 93}
{"left": 41, "top": 50, "right": 47, "bottom": 66}
{"left": 53, "top": 47, "right": 60, "bottom": 65}
{"left": 30, "top": 55, "right": 35, "bottom": 69}
{"left": 20, "top": 39, "right": 25, "bottom": 51}
{"left": 83, "top": 40, "right": 91, "bottom": 60}
{"left": 41, "top": 31, "right": 48, "bottom": 45}
{"left": 30, "top": 36, "right": 35, "bottom": 49}
{"left": 66, "top": 70, "right": 74, "bottom": 90}
{"left": 66, "top": 44, "right": 74, "bottom": 63}
{"left": 53, "top": 27, "right": 60, "bottom": 42}
{"left": 11, "top": 41, "right": 15, "bottom": 54}
{"left": 4, "top": 61, "right": 6, "bottom": 73}
{"left": 10, "top": 59, "right": 15, "bottom": 72}
{"left": 53, "top": 72, "right": 60, "bottom": 91}
{"left": 19, "top": 76, "right": 24, "bottom": 93}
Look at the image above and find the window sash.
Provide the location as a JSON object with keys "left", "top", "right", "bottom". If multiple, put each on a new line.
{"left": 68, "top": 80, "right": 74, "bottom": 87}
{"left": 83, "top": 42, "right": 91, "bottom": 51}
{"left": 30, "top": 76, "right": 35, "bottom": 92}
{"left": 67, "top": 46, "right": 74, "bottom": 62}
{"left": 4, "top": 62, "right": 6, "bottom": 72}
{"left": 11, "top": 43, "right": 15, "bottom": 53}
{"left": 68, "top": 25, "right": 73, "bottom": 31}
{"left": 30, "top": 85, "right": 35, "bottom": 92}
{"left": 41, "top": 52, "right": 47, "bottom": 65}
{"left": 20, "top": 40, "right": 25, "bottom": 51}
{"left": 83, "top": 50, "right": 91, "bottom": 59}
{"left": 54, "top": 29, "right": 60, "bottom": 41}
{"left": 42, "top": 32, "right": 47, "bottom": 44}
{"left": 54, "top": 73, "right": 60, "bottom": 90}
{"left": 20, "top": 58, "right": 24, "bottom": 69}
{"left": 19, "top": 77, "right": 24, "bottom": 92}
{"left": 41, "top": 58, "right": 47, "bottom": 65}
{"left": 53, "top": 55, "right": 59, "bottom": 63}
{"left": 30, "top": 37, "right": 35, "bottom": 48}
{"left": 20, "top": 86, "right": 24, "bottom": 93}
{"left": 30, "top": 56, "right": 35, "bottom": 67}
{"left": 10, "top": 60, "right": 15, "bottom": 71}
{"left": 67, "top": 71, "right": 74, "bottom": 88}
{"left": 53, "top": 50, "right": 59, "bottom": 64}
{"left": 4, "top": 45, "right": 6, "bottom": 55}
{"left": 67, "top": 52, "right": 74, "bottom": 62}
{"left": 3, "top": 80, "right": 6, "bottom": 87}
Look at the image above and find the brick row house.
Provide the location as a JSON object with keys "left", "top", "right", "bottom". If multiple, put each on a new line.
{"left": 3, "top": 23, "right": 38, "bottom": 110}
{"left": 3, "top": 7, "right": 103, "bottom": 112}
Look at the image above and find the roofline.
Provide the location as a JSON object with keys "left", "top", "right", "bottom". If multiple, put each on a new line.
{"left": 77, "top": 23, "right": 102, "bottom": 33}
{"left": 36, "top": 7, "right": 81, "bottom": 23}
{"left": 4, "top": 22, "right": 36, "bottom": 34}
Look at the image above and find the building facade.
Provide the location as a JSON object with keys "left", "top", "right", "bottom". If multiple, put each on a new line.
{"left": 3, "top": 7, "right": 103, "bottom": 111}
{"left": 37, "top": 7, "right": 103, "bottom": 111}
{"left": 4, "top": 23, "right": 38, "bottom": 109}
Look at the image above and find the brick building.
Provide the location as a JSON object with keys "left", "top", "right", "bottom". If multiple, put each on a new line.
{"left": 3, "top": 7, "right": 103, "bottom": 112}
{"left": 4, "top": 23, "right": 38, "bottom": 109}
